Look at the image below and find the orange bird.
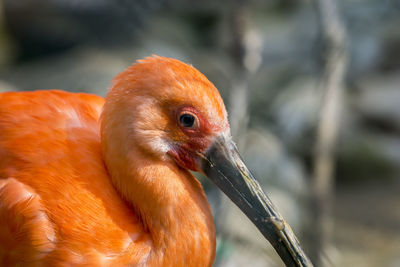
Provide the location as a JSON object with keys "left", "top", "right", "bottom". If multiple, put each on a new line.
{"left": 0, "top": 56, "right": 311, "bottom": 266}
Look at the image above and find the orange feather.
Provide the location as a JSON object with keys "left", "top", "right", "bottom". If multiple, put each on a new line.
{"left": 0, "top": 57, "right": 225, "bottom": 266}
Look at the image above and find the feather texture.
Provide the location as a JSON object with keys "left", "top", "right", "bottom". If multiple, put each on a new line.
{"left": 0, "top": 56, "right": 224, "bottom": 266}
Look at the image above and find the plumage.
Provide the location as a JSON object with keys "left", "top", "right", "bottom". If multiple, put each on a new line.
{"left": 0, "top": 56, "right": 312, "bottom": 267}
{"left": 0, "top": 57, "right": 218, "bottom": 266}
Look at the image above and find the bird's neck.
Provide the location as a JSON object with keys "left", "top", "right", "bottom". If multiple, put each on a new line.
{"left": 103, "top": 147, "right": 216, "bottom": 266}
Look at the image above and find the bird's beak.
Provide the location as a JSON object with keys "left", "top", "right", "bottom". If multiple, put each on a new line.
{"left": 200, "top": 133, "right": 313, "bottom": 267}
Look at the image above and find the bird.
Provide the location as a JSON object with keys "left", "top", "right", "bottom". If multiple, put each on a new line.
{"left": 0, "top": 56, "right": 312, "bottom": 266}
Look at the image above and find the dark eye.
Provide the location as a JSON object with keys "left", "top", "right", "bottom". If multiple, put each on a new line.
{"left": 179, "top": 114, "right": 196, "bottom": 128}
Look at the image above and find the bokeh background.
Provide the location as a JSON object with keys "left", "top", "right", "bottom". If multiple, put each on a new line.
{"left": 1, "top": 0, "right": 400, "bottom": 266}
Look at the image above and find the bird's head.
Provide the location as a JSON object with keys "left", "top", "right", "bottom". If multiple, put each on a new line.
{"left": 101, "top": 56, "right": 312, "bottom": 267}
{"left": 102, "top": 56, "right": 229, "bottom": 172}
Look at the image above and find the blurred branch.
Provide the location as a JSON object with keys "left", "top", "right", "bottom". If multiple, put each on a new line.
{"left": 214, "top": 2, "right": 262, "bottom": 266}
{"left": 227, "top": 0, "right": 262, "bottom": 146}
{"left": 310, "top": 0, "right": 348, "bottom": 266}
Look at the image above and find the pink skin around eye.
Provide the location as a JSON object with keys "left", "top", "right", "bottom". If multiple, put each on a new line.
{"left": 179, "top": 113, "right": 199, "bottom": 130}
{"left": 176, "top": 107, "right": 201, "bottom": 133}
{"left": 168, "top": 106, "right": 224, "bottom": 171}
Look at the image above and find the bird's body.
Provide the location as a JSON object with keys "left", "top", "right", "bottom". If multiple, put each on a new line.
{"left": 0, "top": 56, "right": 311, "bottom": 267}
{"left": 0, "top": 89, "right": 214, "bottom": 266}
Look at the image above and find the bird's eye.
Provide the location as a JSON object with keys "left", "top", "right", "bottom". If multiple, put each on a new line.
{"left": 179, "top": 113, "right": 196, "bottom": 128}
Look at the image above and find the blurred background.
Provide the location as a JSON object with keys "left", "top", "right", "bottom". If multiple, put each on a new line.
{"left": 1, "top": 0, "right": 400, "bottom": 266}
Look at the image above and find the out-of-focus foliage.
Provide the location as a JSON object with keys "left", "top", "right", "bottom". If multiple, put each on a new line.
{"left": 0, "top": 0, "right": 399, "bottom": 266}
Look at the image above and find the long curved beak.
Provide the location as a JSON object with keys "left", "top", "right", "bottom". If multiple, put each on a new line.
{"left": 200, "top": 133, "right": 313, "bottom": 267}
